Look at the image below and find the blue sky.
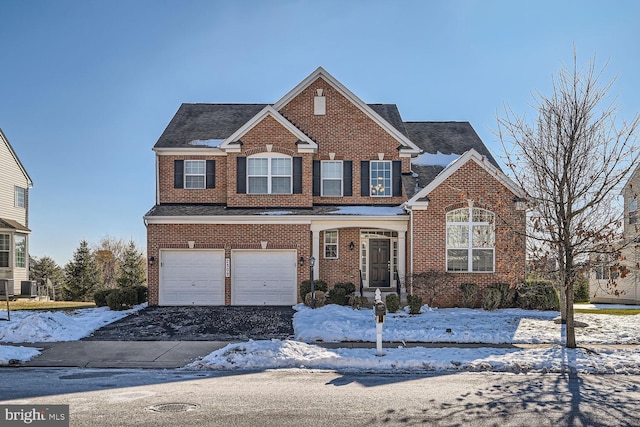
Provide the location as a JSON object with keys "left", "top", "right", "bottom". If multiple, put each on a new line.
{"left": 1, "top": 0, "right": 639, "bottom": 266}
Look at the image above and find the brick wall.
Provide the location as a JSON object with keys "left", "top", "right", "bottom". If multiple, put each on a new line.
{"left": 411, "top": 160, "right": 526, "bottom": 307}
{"left": 159, "top": 155, "right": 227, "bottom": 204}
{"left": 318, "top": 228, "right": 362, "bottom": 287}
{"left": 147, "top": 223, "right": 311, "bottom": 305}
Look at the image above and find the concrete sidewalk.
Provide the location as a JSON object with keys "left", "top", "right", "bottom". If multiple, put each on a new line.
{"left": 20, "top": 341, "right": 232, "bottom": 369}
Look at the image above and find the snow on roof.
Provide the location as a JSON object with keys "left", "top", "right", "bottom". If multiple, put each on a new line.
{"left": 189, "top": 139, "right": 224, "bottom": 148}
{"left": 328, "top": 205, "right": 406, "bottom": 215}
{"left": 412, "top": 151, "right": 461, "bottom": 167}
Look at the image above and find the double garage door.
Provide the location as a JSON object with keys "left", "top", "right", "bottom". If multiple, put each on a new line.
{"left": 160, "top": 250, "right": 297, "bottom": 306}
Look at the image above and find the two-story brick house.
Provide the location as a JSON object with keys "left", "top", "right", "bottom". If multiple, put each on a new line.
{"left": 145, "top": 67, "right": 526, "bottom": 307}
{"left": 589, "top": 165, "right": 640, "bottom": 303}
{"left": 0, "top": 129, "right": 33, "bottom": 295}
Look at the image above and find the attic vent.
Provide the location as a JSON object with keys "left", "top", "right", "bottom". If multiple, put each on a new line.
{"left": 314, "top": 89, "right": 326, "bottom": 116}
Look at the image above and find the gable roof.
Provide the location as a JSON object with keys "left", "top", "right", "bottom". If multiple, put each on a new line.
{"left": 218, "top": 105, "right": 317, "bottom": 151}
{"left": 273, "top": 67, "right": 421, "bottom": 155}
{"left": 407, "top": 149, "right": 525, "bottom": 206}
{"left": 0, "top": 128, "right": 33, "bottom": 186}
{"left": 0, "top": 217, "right": 30, "bottom": 232}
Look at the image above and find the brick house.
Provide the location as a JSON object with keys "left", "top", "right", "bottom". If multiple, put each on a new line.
{"left": 144, "top": 67, "right": 526, "bottom": 307}
{"left": 0, "top": 129, "right": 33, "bottom": 295}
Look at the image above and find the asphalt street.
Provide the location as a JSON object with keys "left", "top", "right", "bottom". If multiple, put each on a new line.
{"left": 2, "top": 368, "right": 639, "bottom": 426}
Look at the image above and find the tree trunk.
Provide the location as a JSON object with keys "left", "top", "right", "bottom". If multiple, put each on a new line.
{"left": 564, "top": 273, "right": 576, "bottom": 348}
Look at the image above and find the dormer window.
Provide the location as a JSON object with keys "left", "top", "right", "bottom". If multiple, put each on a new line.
{"left": 247, "top": 155, "right": 292, "bottom": 194}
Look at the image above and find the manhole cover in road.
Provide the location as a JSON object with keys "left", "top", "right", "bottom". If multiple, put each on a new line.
{"left": 146, "top": 403, "right": 200, "bottom": 413}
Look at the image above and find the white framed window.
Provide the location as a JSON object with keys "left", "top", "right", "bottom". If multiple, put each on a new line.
{"left": 0, "top": 234, "right": 9, "bottom": 268}
{"left": 15, "top": 186, "right": 25, "bottom": 208}
{"left": 247, "top": 156, "right": 292, "bottom": 194}
{"left": 370, "top": 161, "right": 391, "bottom": 197}
{"left": 446, "top": 207, "right": 495, "bottom": 272}
{"left": 321, "top": 161, "right": 343, "bottom": 196}
{"left": 14, "top": 235, "right": 26, "bottom": 268}
{"left": 324, "top": 230, "right": 338, "bottom": 259}
{"left": 629, "top": 198, "right": 638, "bottom": 225}
{"left": 184, "top": 160, "right": 206, "bottom": 189}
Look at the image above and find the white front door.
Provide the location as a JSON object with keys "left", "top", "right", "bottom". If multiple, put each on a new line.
{"left": 232, "top": 250, "right": 297, "bottom": 305}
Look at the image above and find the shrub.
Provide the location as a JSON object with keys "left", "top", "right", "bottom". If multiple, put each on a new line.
{"left": 349, "top": 295, "right": 369, "bottom": 309}
{"left": 407, "top": 294, "right": 422, "bottom": 314}
{"left": 482, "top": 287, "right": 502, "bottom": 311}
{"left": 106, "top": 289, "right": 125, "bottom": 311}
{"left": 94, "top": 289, "right": 112, "bottom": 307}
{"left": 328, "top": 287, "right": 348, "bottom": 305}
{"left": 411, "top": 270, "right": 448, "bottom": 307}
{"left": 334, "top": 282, "right": 356, "bottom": 295}
{"left": 490, "top": 283, "right": 517, "bottom": 308}
{"left": 573, "top": 275, "right": 590, "bottom": 303}
{"left": 517, "top": 280, "right": 559, "bottom": 310}
{"left": 300, "top": 280, "right": 328, "bottom": 300}
{"left": 386, "top": 294, "right": 400, "bottom": 313}
{"left": 460, "top": 283, "right": 479, "bottom": 308}
{"left": 133, "top": 285, "right": 148, "bottom": 304}
{"left": 304, "top": 290, "right": 326, "bottom": 308}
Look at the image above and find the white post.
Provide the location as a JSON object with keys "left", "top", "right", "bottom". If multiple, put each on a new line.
{"left": 374, "top": 288, "right": 384, "bottom": 357}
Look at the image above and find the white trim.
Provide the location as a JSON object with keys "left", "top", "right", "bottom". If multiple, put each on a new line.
{"left": 153, "top": 147, "right": 227, "bottom": 156}
{"left": 321, "top": 160, "right": 343, "bottom": 197}
{"left": 219, "top": 106, "right": 317, "bottom": 152}
{"left": 272, "top": 67, "right": 421, "bottom": 155}
{"left": 323, "top": 229, "right": 339, "bottom": 259}
{"left": 407, "top": 149, "right": 526, "bottom": 206}
{"left": 247, "top": 155, "right": 293, "bottom": 194}
{"left": 184, "top": 160, "right": 206, "bottom": 189}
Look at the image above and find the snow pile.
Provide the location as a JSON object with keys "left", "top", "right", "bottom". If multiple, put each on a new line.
{"left": 0, "top": 345, "right": 40, "bottom": 366}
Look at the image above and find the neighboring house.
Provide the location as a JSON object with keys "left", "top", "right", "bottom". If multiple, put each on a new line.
{"left": 0, "top": 129, "right": 33, "bottom": 295}
{"left": 589, "top": 165, "right": 640, "bottom": 304}
{"left": 144, "top": 67, "right": 526, "bottom": 307}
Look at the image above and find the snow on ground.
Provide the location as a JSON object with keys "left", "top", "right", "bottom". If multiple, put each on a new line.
{"left": 189, "top": 304, "right": 640, "bottom": 374}
{"left": 2, "top": 302, "right": 640, "bottom": 373}
{"left": 0, "top": 304, "right": 145, "bottom": 365}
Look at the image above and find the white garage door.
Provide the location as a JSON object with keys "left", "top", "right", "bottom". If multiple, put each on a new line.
{"left": 160, "top": 250, "right": 225, "bottom": 305}
{"left": 232, "top": 250, "right": 297, "bottom": 305}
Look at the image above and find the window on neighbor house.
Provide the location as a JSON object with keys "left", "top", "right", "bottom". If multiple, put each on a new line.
{"left": 0, "top": 234, "right": 9, "bottom": 268}
{"left": 446, "top": 207, "right": 495, "bottom": 272}
{"left": 324, "top": 230, "right": 338, "bottom": 259}
{"left": 321, "top": 161, "right": 343, "bottom": 196}
{"left": 247, "top": 157, "right": 292, "bottom": 194}
{"left": 184, "top": 160, "right": 206, "bottom": 189}
{"left": 15, "top": 186, "right": 25, "bottom": 208}
{"left": 14, "top": 235, "right": 26, "bottom": 268}
{"left": 595, "top": 263, "right": 619, "bottom": 280}
{"left": 370, "top": 161, "right": 391, "bottom": 197}
{"left": 629, "top": 198, "right": 638, "bottom": 225}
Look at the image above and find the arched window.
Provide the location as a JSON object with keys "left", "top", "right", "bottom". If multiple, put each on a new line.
{"left": 446, "top": 207, "right": 495, "bottom": 272}
{"left": 247, "top": 153, "right": 292, "bottom": 194}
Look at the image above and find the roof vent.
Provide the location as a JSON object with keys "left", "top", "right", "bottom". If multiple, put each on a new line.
{"left": 314, "top": 89, "right": 326, "bottom": 116}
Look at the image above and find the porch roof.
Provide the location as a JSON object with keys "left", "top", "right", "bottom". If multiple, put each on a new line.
{"left": 144, "top": 204, "right": 408, "bottom": 218}
{"left": 0, "top": 218, "right": 30, "bottom": 232}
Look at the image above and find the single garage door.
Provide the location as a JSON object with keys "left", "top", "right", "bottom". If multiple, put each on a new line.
{"left": 232, "top": 250, "right": 297, "bottom": 305}
{"left": 160, "top": 250, "right": 225, "bottom": 305}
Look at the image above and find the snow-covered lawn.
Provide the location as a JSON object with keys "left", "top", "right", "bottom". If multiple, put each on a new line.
{"left": 2, "top": 303, "right": 640, "bottom": 373}
{"left": 0, "top": 304, "right": 145, "bottom": 365}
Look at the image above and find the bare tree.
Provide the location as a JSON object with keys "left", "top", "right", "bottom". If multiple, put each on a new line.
{"left": 497, "top": 53, "right": 640, "bottom": 348}
{"left": 94, "top": 236, "right": 128, "bottom": 289}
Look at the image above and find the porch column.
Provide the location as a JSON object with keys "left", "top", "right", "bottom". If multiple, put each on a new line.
{"left": 312, "top": 229, "right": 320, "bottom": 280}
{"left": 398, "top": 231, "right": 407, "bottom": 293}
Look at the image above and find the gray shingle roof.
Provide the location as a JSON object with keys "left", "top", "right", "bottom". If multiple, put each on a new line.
{"left": 368, "top": 104, "right": 409, "bottom": 137}
{"left": 0, "top": 218, "right": 30, "bottom": 232}
{"left": 155, "top": 104, "right": 267, "bottom": 148}
{"left": 145, "top": 204, "right": 408, "bottom": 217}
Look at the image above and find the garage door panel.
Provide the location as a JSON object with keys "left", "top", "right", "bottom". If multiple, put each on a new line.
{"left": 160, "top": 250, "right": 225, "bottom": 306}
{"left": 232, "top": 251, "right": 297, "bottom": 305}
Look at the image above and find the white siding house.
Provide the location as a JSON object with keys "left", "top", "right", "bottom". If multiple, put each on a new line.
{"left": 0, "top": 129, "right": 33, "bottom": 294}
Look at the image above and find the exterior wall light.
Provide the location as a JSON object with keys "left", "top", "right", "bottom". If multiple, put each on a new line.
{"left": 149, "top": 256, "right": 155, "bottom": 266}
{"left": 349, "top": 241, "right": 355, "bottom": 251}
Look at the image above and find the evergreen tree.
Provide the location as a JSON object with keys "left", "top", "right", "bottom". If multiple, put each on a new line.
{"left": 63, "top": 240, "right": 102, "bottom": 301}
{"left": 30, "top": 256, "right": 64, "bottom": 285}
{"left": 116, "top": 241, "right": 146, "bottom": 288}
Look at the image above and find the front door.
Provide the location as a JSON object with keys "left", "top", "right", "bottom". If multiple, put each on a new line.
{"left": 369, "top": 239, "right": 390, "bottom": 287}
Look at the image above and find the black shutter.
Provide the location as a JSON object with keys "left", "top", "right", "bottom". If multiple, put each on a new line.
{"left": 236, "top": 157, "right": 246, "bottom": 194}
{"left": 312, "top": 160, "right": 321, "bottom": 196}
{"left": 174, "top": 160, "right": 184, "bottom": 188}
{"left": 392, "top": 160, "right": 402, "bottom": 197}
{"left": 206, "top": 160, "right": 215, "bottom": 189}
{"left": 293, "top": 157, "right": 302, "bottom": 194}
{"left": 360, "top": 161, "right": 370, "bottom": 196}
{"left": 343, "top": 161, "right": 352, "bottom": 196}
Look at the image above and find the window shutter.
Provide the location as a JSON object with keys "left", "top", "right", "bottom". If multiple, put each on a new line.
{"left": 392, "top": 160, "right": 402, "bottom": 197}
{"left": 360, "top": 161, "right": 370, "bottom": 196}
{"left": 343, "top": 161, "right": 353, "bottom": 196}
{"left": 174, "top": 160, "right": 184, "bottom": 189}
{"left": 293, "top": 157, "right": 303, "bottom": 194}
{"left": 312, "top": 160, "right": 320, "bottom": 196}
{"left": 236, "top": 157, "right": 246, "bottom": 194}
{"left": 206, "top": 160, "right": 215, "bottom": 189}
